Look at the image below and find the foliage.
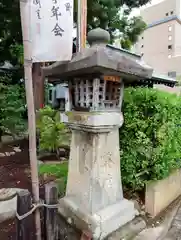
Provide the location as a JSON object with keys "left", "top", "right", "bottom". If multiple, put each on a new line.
{"left": 37, "top": 106, "right": 70, "bottom": 155}
{"left": 0, "top": 0, "right": 22, "bottom": 65}
{"left": 120, "top": 87, "right": 181, "bottom": 191}
{"left": 39, "top": 162, "right": 68, "bottom": 196}
{"left": 75, "top": 0, "right": 148, "bottom": 47}
{"left": 0, "top": 74, "right": 26, "bottom": 139}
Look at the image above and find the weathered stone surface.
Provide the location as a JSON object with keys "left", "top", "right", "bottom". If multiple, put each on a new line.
{"left": 1, "top": 135, "right": 14, "bottom": 143}
{"left": 13, "top": 147, "right": 21, "bottom": 152}
{"left": 106, "top": 217, "right": 146, "bottom": 240}
{"left": 59, "top": 197, "right": 136, "bottom": 240}
{"left": 66, "top": 125, "right": 124, "bottom": 213}
{"left": 164, "top": 204, "right": 181, "bottom": 239}
{"left": 134, "top": 197, "right": 181, "bottom": 240}
{"left": 58, "top": 113, "right": 136, "bottom": 239}
{"left": 0, "top": 196, "right": 17, "bottom": 223}
{"left": 164, "top": 226, "right": 181, "bottom": 240}
{"left": 145, "top": 170, "right": 181, "bottom": 217}
{"left": 134, "top": 226, "right": 164, "bottom": 240}
{"left": 64, "top": 111, "right": 124, "bottom": 131}
{"left": 0, "top": 188, "right": 17, "bottom": 201}
{"left": 0, "top": 188, "right": 24, "bottom": 223}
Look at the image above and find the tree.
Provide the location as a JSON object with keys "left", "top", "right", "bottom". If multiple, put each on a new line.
{"left": 76, "top": 0, "right": 149, "bottom": 48}
{"left": 0, "top": 0, "right": 22, "bottom": 66}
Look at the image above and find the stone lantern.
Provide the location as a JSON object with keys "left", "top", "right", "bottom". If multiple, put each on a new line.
{"left": 43, "top": 28, "right": 153, "bottom": 239}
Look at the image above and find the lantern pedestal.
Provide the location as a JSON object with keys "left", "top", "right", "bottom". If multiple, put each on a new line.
{"left": 58, "top": 112, "right": 137, "bottom": 239}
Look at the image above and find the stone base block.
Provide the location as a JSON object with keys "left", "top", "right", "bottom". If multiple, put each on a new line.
{"left": 58, "top": 197, "right": 136, "bottom": 239}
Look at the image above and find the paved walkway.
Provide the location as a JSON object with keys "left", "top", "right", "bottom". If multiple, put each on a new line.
{"left": 164, "top": 205, "right": 181, "bottom": 240}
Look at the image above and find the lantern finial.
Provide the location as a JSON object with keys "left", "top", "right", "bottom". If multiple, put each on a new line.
{"left": 87, "top": 27, "right": 110, "bottom": 46}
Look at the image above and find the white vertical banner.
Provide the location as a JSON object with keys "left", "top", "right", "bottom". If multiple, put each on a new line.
{"left": 21, "top": 0, "right": 74, "bottom": 63}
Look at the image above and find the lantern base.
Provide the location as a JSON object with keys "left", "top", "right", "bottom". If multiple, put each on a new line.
{"left": 58, "top": 196, "right": 136, "bottom": 239}
{"left": 57, "top": 123, "right": 137, "bottom": 239}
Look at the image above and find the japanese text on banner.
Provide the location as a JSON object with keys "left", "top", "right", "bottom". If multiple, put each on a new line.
{"left": 30, "top": 0, "right": 73, "bottom": 62}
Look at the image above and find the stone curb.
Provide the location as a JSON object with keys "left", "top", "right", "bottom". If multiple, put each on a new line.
{"left": 106, "top": 217, "right": 147, "bottom": 240}
{"left": 133, "top": 199, "right": 181, "bottom": 240}
{"left": 157, "top": 200, "right": 181, "bottom": 240}
{"left": 0, "top": 189, "right": 17, "bottom": 202}
{"left": 0, "top": 188, "right": 26, "bottom": 224}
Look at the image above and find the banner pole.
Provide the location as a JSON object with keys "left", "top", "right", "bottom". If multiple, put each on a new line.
{"left": 77, "top": 0, "right": 87, "bottom": 52}
{"left": 81, "top": 0, "right": 87, "bottom": 49}
{"left": 76, "top": 0, "right": 81, "bottom": 52}
{"left": 19, "top": 1, "right": 41, "bottom": 239}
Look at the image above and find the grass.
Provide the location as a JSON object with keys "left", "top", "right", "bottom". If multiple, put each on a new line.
{"left": 39, "top": 162, "right": 68, "bottom": 196}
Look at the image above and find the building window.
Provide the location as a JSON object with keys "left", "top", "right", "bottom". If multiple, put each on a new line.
{"left": 166, "top": 12, "right": 169, "bottom": 16}
{"left": 168, "top": 54, "right": 172, "bottom": 58}
{"left": 170, "top": 11, "right": 174, "bottom": 15}
{"left": 168, "top": 71, "right": 176, "bottom": 78}
{"left": 168, "top": 26, "right": 172, "bottom": 31}
{"left": 168, "top": 45, "right": 172, "bottom": 50}
{"left": 168, "top": 35, "right": 172, "bottom": 41}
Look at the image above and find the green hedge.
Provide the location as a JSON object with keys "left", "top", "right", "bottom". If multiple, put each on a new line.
{"left": 120, "top": 87, "right": 181, "bottom": 191}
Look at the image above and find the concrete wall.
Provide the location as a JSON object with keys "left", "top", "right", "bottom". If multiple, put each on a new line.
{"left": 145, "top": 170, "right": 181, "bottom": 217}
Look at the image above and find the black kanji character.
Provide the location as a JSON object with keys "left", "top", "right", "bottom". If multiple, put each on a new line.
{"left": 65, "top": 2, "right": 72, "bottom": 15}
{"left": 52, "top": 23, "right": 64, "bottom": 36}
{"left": 33, "top": 0, "right": 41, "bottom": 8}
{"left": 51, "top": 6, "right": 61, "bottom": 20}
{"left": 36, "top": 9, "right": 41, "bottom": 19}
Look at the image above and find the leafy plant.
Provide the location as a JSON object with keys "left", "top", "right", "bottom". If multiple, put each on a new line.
{"left": 37, "top": 106, "right": 70, "bottom": 157}
{"left": 39, "top": 162, "right": 68, "bottom": 196}
{"left": 120, "top": 87, "right": 181, "bottom": 190}
{"left": 0, "top": 74, "right": 26, "bottom": 141}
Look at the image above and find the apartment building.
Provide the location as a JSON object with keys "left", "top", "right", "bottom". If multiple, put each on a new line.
{"left": 134, "top": 0, "right": 181, "bottom": 77}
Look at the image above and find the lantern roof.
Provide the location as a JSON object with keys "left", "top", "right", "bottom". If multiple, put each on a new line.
{"left": 43, "top": 28, "right": 153, "bottom": 83}
{"left": 43, "top": 28, "right": 177, "bottom": 87}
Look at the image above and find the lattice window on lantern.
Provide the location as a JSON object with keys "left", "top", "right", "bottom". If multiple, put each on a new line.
{"left": 69, "top": 76, "right": 123, "bottom": 112}
{"left": 99, "top": 78, "right": 106, "bottom": 109}
{"left": 70, "top": 78, "right": 94, "bottom": 111}
{"left": 103, "top": 76, "right": 122, "bottom": 111}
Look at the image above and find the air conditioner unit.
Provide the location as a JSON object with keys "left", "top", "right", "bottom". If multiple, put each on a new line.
{"left": 48, "top": 86, "right": 59, "bottom": 108}
{"left": 56, "top": 83, "right": 70, "bottom": 111}
{"left": 48, "top": 84, "right": 70, "bottom": 111}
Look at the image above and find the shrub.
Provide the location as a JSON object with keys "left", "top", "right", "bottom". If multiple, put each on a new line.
{"left": 36, "top": 106, "right": 70, "bottom": 156}
{"left": 120, "top": 87, "right": 181, "bottom": 191}
{"left": 0, "top": 75, "right": 26, "bottom": 140}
